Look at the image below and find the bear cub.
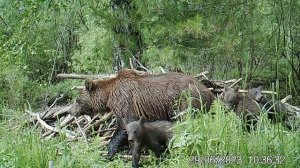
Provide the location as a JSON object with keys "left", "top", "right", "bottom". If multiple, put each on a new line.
{"left": 125, "top": 118, "right": 172, "bottom": 168}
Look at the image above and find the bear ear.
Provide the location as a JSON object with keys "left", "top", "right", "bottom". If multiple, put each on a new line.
{"left": 122, "top": 118, "right": 128, "bottom": 127}
{"left": 245, "top": 84, "right": 251, "bottom": 90}
{"left": 138, "top": 116, "right": 145, "bottom": 124}
{"left": 257, "top": 86, "right": 262, "bottom": 91}
{"left": 85, "top": 78, "right": 96, "bottom": 91}
{"left": 234, "top": 86, "right": 239, "bottom": 92}
{"left": 224, "top": 85, "right": 230, "bottom": 92}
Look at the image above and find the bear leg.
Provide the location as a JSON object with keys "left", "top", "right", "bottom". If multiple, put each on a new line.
{"left": 107, "top": 126, "right": 128, "bottom": 160}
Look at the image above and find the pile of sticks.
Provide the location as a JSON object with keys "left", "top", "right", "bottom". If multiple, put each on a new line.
{"left": 26, "top": 101, "right": 115, "bottom": 143}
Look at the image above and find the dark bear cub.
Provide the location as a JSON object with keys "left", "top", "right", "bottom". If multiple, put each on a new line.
{"left": 125, "top": 118, "right": 172, "bottom": 168}
{"left": 236, "top": 86, "right": 263, "bottom": 131}
{"left": 223, "top": 86, "right": 291, "bottom": 131}
{"left": 222, "top": 86, "right": 242, "bottom": 111}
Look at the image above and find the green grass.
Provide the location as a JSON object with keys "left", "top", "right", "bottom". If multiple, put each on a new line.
{"left": 164, "top": 100, "right": 300, "bottom": 168}
{"left": 0, "top": 100, "right": 299, "bottom": 168}
{"left": 0, "top": 108, "right": 109, "bottom": 168}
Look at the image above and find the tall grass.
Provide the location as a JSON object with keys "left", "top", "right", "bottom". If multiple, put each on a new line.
{"left": 0, "top": 108, "right": 109, "bottom": 168}
{"left": 0, "top": 100, "right": 299, "bottom": 168}
{"left": 162, "top": 100, "right": 300, "bottom": 168}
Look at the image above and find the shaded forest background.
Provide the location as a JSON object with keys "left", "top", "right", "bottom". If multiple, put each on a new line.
{"left": 0, "top": 0, "right": 300, "bottom": 110}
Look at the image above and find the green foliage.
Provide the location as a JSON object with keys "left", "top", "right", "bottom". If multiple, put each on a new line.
{"left": 164, "top": 100, "right": 299, "bottom": 168}
{"left": 0, "top": 111, "right": 109, "bottom": 168}
{"left": 1, "top": 100, "right": 299, "bottom": 167}
{"left": 0, "top": 67, "right": 31, "bottom": 109}
{"left": 1, "top": 0, "right": 300, "bottom": 167}
{"left": 72, "top": 24, "right": 112, "bottom": 74}
{"left": 1, "top": 0, "right": 300, "bottom": 110}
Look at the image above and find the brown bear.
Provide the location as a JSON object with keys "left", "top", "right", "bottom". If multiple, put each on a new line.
{"left": 125, "top": 118, "right": 172, "bottom": 168}
{"left": 68, "top": 68, "right": 215, "bottom": 159}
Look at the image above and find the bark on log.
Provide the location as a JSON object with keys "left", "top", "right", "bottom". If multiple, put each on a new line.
{"left": 238, "top": 89, "right": 277, "bottom": 95}
{"left": 57, "top": 74, "right": 116, "bottom": 79}
{"left": 60, "top": 114, "right": 74, "bottom": 127}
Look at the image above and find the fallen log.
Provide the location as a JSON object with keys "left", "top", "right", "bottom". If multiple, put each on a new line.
{"left": 57, "top": 74, "right": 116, "bottom": 79}
{"left": 57, "top": 68, "right": 148, "bottom": 80}
{"left": 238, "top": 89, "right": 277, "bottom": 95}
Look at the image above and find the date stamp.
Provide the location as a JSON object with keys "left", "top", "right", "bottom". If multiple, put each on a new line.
{"left": 190, "top": 155, "right": 243, "bottom": 165}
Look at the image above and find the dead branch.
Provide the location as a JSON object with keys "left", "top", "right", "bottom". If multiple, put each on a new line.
{"left": 40, "top": 105, "right": 71, "bottom": 119}
{"left": 84, "top": 112, "right": 113, "bottom": 133}
{"left": 223, "top": 79, "right": 237, "bottom": 83}
{"left": 102, "top": 153, "right": 150, "bottom": 160}
{"left": 281, "top": 95, "right": 292, "bottom": 103}
{"left": 74, "top": 117, "right": 88, "bottom": 144}
{"left": 159, "top": 66, "right": 166, "bottom": 73}
{"left": 131, "top": 56, "right": 152, "bottom": 74}
{"left": 194, "top": 71, "right": 209, "bottom": 79}
{"left": 229, "top": 78, "right": 242, "bottom": 87}
{"left": 129, "top": 58, "right": 134, "bottom": 69}
{"left": 56, "top": 74, "right": 117, "bottom": 79}
{"left": 97, "top": 128, "right": 116, "bottom": 134}
{"left": 72, "top": 86, "right": 85, "bottom": 90}
{"left": 52, "top": 105, "right": 71, "bottom": 118}
{"left": 49, "top": 160, "right": 53, "bottom": 168}
{"left": 101, "top": 141, "right": 109, "bottom": 146}
{"left": 45, "top": 132, "right": 56, "bottom": 140}
{"left": 46, "top": 94, "right": 64, "bottom": 112}
{"left": 238, "top": 89, "right": 277, "bottom": 95}
{"left": 26, "top": 110, "right": 77, "bottom": 139}
{"left": 73, "top": 115, "right": 86, "bottom": 125}
{"left": 84, "top": 115, "right": 92, "bottom": 123}
{"left": 107, "top": 118, "right": 116, "bottom": 128}
{"left": 42, "top": 130, "right": 54, "bottom": 138}
{"left": 60, "top": 114, "right": 74, "bottom": 127}
{"left": 99, "top": 135, "right": 113, "bottom": 141}
{"left": 40, "top": 107, "right": 59, "bottom": 119}
{"left": 85, "top": 114, "right": 101, "bottom": 126}
{"left": 284, "top": 103, "right": 300, "bottom": 117}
